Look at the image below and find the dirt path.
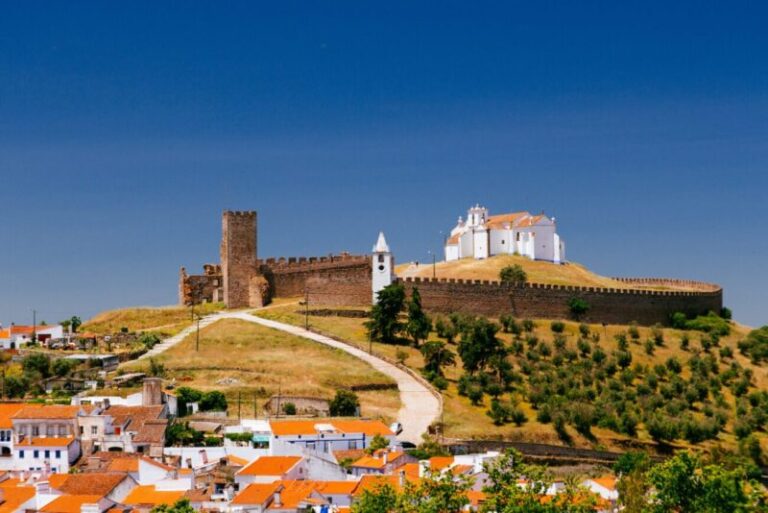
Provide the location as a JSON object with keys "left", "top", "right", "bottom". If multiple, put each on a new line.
{"left": 139, "top": 308, "right": 441, "bottom": 444}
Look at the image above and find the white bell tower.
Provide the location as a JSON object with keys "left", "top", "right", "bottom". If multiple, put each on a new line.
{"left": 372, "top": 232, "right": 394, "bottom": 304}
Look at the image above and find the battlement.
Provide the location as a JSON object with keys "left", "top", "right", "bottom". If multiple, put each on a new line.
{"left": 397, "top": 276, "right": 722, "bottom": 298}
{"left": 223, "top": 210, "right": 257, "bottom": 218}
{"left": 258, "top": 253, "right": 369, "bottom": 273}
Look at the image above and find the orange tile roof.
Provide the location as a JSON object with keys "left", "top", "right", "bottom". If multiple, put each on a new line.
{"left": 107, "top": 458, "right": 139, "bottom": 473}
{"left": 0, "top": 330, "right": 9, "bottom": 339}
{"left": 314, "top": 481, "right": 358, "bottom": 495}
{"left": 55, "top": 473, "right": 128, "bottom": 496}
{"left": 446, "top": 233, "right": 460, "bottom": 245}
{"left": 428, "top": 456, "right": 454, "bottom": 471}
{"left": 394, "top": 462, "right": 420, "bottom": 480}
{"left": 485, "top": 212, "right": 530, "bottom": 230}
{"left": 124, "top": 485, "right": 185, "bottom": 506}
{"left": 451, "top": 464, "right": 474, "bottom": 475}
{"left": 41, "top": 495, "right": 102, "bottom": 513}
{"left": 0, "top": 404, "right": 26, "bottom": 429}
{"left": 327, "top": 420, "right": 393, "bottom": 436}
{"left": 238, "top": 456, "right": 302, "bottom": 476}
{"left": 269, "top": 419, "right": 393, "bottom": 437}
{"left": 48, "top": 474, "right": 70, "bottom": 489}
{"left": 16, "top": 437, "right": 75, "bottom": 447}
{"left": 351, "top": 451, "right": 403, "bottom": 469}
{"left": 0, "top": 485, "right": 36, "bottom": 513}
{"left": 0, "top": 478, "right": 23, "bottom": 488}
{"left": 268, "top": 480, "right": 318, "bottom": 510}
{"left": 13, "top": 405, "right": 80, "bottom": 420}
{"left": 590, "top": 475, "right": 617, "bottom": 491}
{"left": 467, "top": 490, "right": 486, "bottom": 507}
{"left": 231, "top": 482, "right": 282, "bottom": 506}
{"left": 226, "top": 454, "right": 250, "bottom": 467}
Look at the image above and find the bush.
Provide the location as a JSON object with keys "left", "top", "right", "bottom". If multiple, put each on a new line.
{"left": 200, "top": 391, "right": 228, "bottom": 412}
{"left": 567, "top": 297, "right": 590, "bottom": 320}
{"left": 510, "top": 407, "right": 527, "bottom": 426}
{"left": 644, "top": 340, "right": 655, "bottom": 355}
{"left": 578, "top": 323, "right": 590, "bottom": 337}
{"left": 651, "top": 324, "right": 665, "bottom": 346}
{"left": 499, "top": 314, "right": 521, "bottom": 335}
{"left": 522, "top": 319, "right": 535, "bottom": 332}
{"left": 487, "top": 398, "right": 512, "bottom": 425}
{"left": 329, "top": 389, "right": 359, "bottom": 416}
{"left": 282, "top": 402, "right": 297, "bottom": 415}
{"left": 671, "top": 311, "right": 731, "bottom": 336}
{"left": 628, "top": 322, "right": 640, "bottom": 340}
{"left": 738, "top": 326, "right": 768, "bottom": 364}
{"left": 550, "top": 321, "right": 565, "bottom": 334}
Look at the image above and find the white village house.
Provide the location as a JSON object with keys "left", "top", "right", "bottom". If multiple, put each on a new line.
{"left": 444, "top": 204, "right": 566, "bottom": 264}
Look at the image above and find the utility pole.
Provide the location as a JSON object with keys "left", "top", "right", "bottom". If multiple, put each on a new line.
{"left": 32, "top": 309, "right": 37, "bottom": 344}
{"left": 195, "top": 315, "right": 201, "bottom": 352}
{"left": 304, "top": 287, "right": 309, "bottom": 331}
{"left": 238, "top": 391, "right": 242, "bottom": 420}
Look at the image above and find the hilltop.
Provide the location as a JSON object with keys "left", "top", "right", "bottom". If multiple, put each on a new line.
{"left": 396, "top": 254, "right": 704, "bottom": 291}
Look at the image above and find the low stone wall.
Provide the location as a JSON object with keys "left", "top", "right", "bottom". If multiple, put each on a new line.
{"left": 397, "top": 277, "right": 722, "bottom": 326}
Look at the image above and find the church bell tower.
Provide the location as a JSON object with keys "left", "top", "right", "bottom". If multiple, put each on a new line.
{"left": 372, "top": 232, "right": 394, "bottom": 304}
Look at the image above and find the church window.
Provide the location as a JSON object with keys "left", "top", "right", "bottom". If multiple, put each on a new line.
{"left": 501, "top": 240, "right": 505, "bottom": 245}
{"left": 377, "top": 255, "right": 384, "bottom": 263}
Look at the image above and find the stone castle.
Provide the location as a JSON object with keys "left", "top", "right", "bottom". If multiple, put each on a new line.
{"left": 179, "top": 211, "right": 377, "bottom": 309}
{"left": 180, "top": 210, "right": 723, "bottom": 325}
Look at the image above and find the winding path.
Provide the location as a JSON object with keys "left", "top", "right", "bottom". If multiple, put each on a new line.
{"left": 139, "top": 310, "right": 442, "bottom": 444}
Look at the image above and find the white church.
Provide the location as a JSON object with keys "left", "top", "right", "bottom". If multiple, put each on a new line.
{"left": 443, "top": 204, "right": 566, "bottom": 264}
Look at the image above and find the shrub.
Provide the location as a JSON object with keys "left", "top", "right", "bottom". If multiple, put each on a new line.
{"left": 644, "top": 340, "right": 655, "bottom": 355}
{"left": 434, "top": 317, "right": 457, "bottom": 343}
{"left": 510, "top": 407, "right": 527, "bottom": 427}
{"left": 651, "top": 324, "right": 664, "bottom": 346}
{"left": 738, "top": 326, "right": 768, "bottom": 364}
{"left": 282, "top": 402, "right": 296, "bottom": 415}
{"left": 615, "top": 332, "right": 628, "bottom": 351}
{"left": 680, "top": 334, "right": 690, "bottom": 351}
{"left": 200, "top": 391, "right": 228, "bottom": 412}
{"left": 734, "top": 418, "right": 754, "bottom": 440}
{"left": 499, "top": 314, "right": 521, "bottom": 335}
{"left": 522, "top": 319, "right": 535, "bottom": 332}
{"left": 567, "top": 297, "right": 590, "bottom": 320}
{"left": 550, "top": 321, "right": 565, "bottom": 334}
{"left": 627, "top": 322, "right": 640, "bottom": 340}
{"left": 329, "top": 389, "right": 359, "bottom": 416}
{"left": 578, "top": 323, "right": 590, "bottom": 337}
{"left": 487, "top": 398, "right": 512, "bottom": 425}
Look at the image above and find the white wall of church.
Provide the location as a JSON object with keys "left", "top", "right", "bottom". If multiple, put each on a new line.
{"left": 472, "top": 230, "right": 489, "bottom": 259}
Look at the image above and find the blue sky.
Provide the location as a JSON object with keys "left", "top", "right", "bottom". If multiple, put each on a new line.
{"left": 1, "top": 2, "right": 766, "bottom": 326}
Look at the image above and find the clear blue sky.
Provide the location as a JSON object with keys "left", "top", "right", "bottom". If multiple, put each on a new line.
{"left": 1, "top": 2, "right": 766, "bottom": 327}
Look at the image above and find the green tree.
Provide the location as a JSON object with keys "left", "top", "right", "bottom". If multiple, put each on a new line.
{"left": 69, "top": 316, "right": 82, "bottom": 333}
{"left": 329, "top": 389, "right": 359, "bottom": 416}
{"left": 420, "top": 341, "right": 456, "bottom": 377}
{"left": 646, "top": 451, "right": 758, "bottom": 513}
{"left": 366, "top": 433, "right": 390, "bottom": 455}
{"left": 406, "top": 288, "right": 432, "bottom": 346}
{"left": 352, "top": 483, "right": 399, "bottom": 513}
{"left": 366, "top": 284, "right": 406, "bottom": 344}
{"left": 282, "top": 402, "right": 296, "bottom": 415}
{"left": 499, "top": 265, "right": 527, "bottom": 287}
{"left": 22, "top": 353, "right": 52, "bottom": 378}
{"left": 176, "top": 387, "right": 203, "bottom": 417}
{"left": 567, "top": 297, "right": 590, "bottom": 320}
{"left": 457, "top": 318, "right": 503, "bottom": 375}
{"left": 52, "top": 358, "right": 75, "bottom": 378}
{"left": 200, "top": 390, "right": 228, "bottom": 412}
{"left": 151, "top": 499, "right": 196, "bottom": 513}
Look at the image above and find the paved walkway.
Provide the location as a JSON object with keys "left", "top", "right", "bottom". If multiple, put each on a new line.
{"left": 138, "top": 310, "right": 442, "bottom": 444}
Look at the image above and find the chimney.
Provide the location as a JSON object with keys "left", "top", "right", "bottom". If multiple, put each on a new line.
{"left": 273, "top": 491, "right": 282, "bottom": 508}
{"left": 398, "top": 470, "right": 405, "bottom": 488}
{"left": 199, "top": 449, "right": 208, "bottom": 465}
{"left": 383, "top": 452, "right": 389, "bottom": 465}
{"left": 142, "top": 378, "right": 163, "bottom": 406}
{"left": 35, "top": 481, "right": 50, "bottom": 494}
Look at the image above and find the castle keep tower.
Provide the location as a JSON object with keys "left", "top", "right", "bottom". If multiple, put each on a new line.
{"left": 220, "top": 211, "right": 258, "bottom": 308}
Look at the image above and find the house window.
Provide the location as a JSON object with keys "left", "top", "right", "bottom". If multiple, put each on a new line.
{"left": 55, "top": 451, "right": 61, "bottom": 459}
{"left": 45, "top": 450, "right": 50, "bottom": 459}
{"left": 348, "top": 441, "right": 357, "bottom": 450}
{"left": 33, "top": 450, "right": 39, "bottom": 458}
{"left": 19, "top": 450, "right": 24, "bottom": 459}
{"left": 91, "top": 426, "right": 98, "bottom": 435}
{"left": 501, "top": 240, "right": 505, "bottom": 244}
{"left": 32, "top": 426, "right": 39, "bottom": 437}
{"left": 115, "top": 427, "right": 121, "bottom": 435}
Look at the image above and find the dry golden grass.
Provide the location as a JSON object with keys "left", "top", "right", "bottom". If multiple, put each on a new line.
{"left": 83, "top": 303, "right": 224, "bottom": 336}
{"left": 396, "top": 254, "right": 702, "bottom": 291}
{"left": 122, "top": 318, "right": 399, "bottom": 422}
{"left": 255, "top": 303, "right": 764, "bottom": 452}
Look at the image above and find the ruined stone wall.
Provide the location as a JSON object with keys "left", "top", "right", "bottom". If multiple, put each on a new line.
{"left": 220, "top": 211, "right": 258, "bottom": 308}
{"left": 179, "top": 265, "right": 222, "bottom": 305}
{"left": 397, "top": 277, "right": 722, "bottom": 326}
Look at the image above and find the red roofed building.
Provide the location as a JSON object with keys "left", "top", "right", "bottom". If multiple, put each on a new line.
{"left": 235, "top": 456, "right": 306, "bottom": 487}
{"left": 269, "top": 420, "right": 395, "bottom": 455}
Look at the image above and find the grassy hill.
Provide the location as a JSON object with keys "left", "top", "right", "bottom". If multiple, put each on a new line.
{"left": 82, "top": 302, "right": 224, "bottom": 336}
{"left": 122, "top": 318, "right": 399, "bottom": 422}
{"left": 255, "top": 302, "right": 766, "bottom": 458}
{"left": 396, "top": 255, "right": 704, "bottom": 291}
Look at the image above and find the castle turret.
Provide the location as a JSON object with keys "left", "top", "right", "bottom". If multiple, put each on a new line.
{"left": 372, "top": 232, "right": 394, "bottom": 304}
{"left": 220, "top": 211, "right": 258, "bottom": 308}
